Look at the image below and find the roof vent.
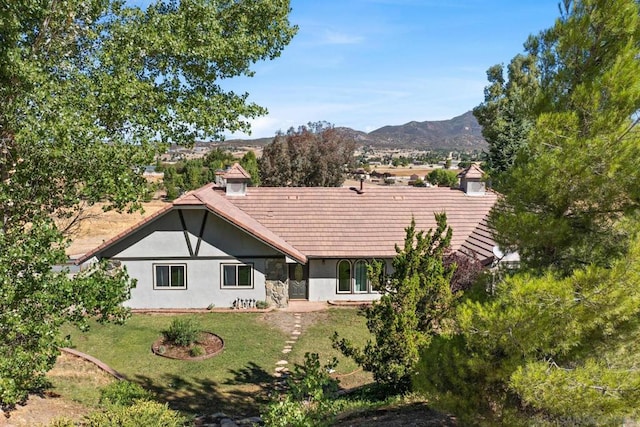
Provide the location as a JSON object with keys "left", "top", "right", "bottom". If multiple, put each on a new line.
{"left": 222, "top": 163, "right": 251, "bottom": 196}
{"left": 458, "top": 164, "right": 486, "bottom": 196}
{"left": 349, "top": 178, "right": 365, "bottom": 195}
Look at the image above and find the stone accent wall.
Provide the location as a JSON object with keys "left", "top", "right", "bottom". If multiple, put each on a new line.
{"left": 265, "top": 258, "right": 288, "bottom": 308}
{"left": 266, "top": 280, "right": 288, "bottom": 308}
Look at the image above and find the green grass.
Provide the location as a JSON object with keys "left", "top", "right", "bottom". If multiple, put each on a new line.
{"left": 289, "top": 307, "right": 373, "bottom": 390}
{"left": 58, "top": 308, "right": 373, "bottom": 417}
{"left": 61, "top": 312, "right": 288, "bottom": 417}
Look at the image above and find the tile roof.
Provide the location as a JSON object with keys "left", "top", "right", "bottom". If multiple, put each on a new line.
{"left": 222, "top": 184, "right": 498, "bottom": 261}
{"left": 223, "top": 163, "right": 251, "bottom": 180}
{"left": 458, "top": 164, "right": 484, "bottom": 179}
{"left": 79, "top": 180, "right": 498, "bottom": 265}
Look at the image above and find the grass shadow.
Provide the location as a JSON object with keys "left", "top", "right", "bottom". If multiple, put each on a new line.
{"left": 133, "top": 361, "right": 276, "bottom": 418}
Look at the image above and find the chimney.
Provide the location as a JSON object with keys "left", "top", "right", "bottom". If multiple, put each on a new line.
{"left": 222, "top": 163, "right": 251, "bottom": 196}
{"left": 458, "top": 164, "right": 486, "bottom": 196}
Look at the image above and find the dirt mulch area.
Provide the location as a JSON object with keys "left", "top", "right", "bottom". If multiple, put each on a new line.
{"left": 1, "top": 353, "right": 114, "bottom": 427}
{"left": 152, "top": 332, "right": 224, "bottom": 360}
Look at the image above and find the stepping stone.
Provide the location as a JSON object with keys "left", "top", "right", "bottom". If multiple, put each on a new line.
{"left": 291, "top": 330, "right": 301, "bottom": 335}
{"left": 285, "top": 340, "right": 296, "bottom": 344}
{"left": 275, "top": 366, "right": 287, "bottom": 372}
{"left": 294, "top": 323, "right": 302, "bottom": 328}
{"left": 276, "top": 360, "right": 288, "bottom": 365}
{"left": 289, "top": 336, "right": 298, "bottom": 340}
{"left": 282, "top": 349, "right": 291, "bottom": 354}
{"left": 284, "top": 345, "right": 292, "bottom": 349}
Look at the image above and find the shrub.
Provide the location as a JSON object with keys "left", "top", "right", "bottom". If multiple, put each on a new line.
{"left": 256, "top": 300, "right": 269, "bottom": 309}
{"left": 100, "top": 381, "right": 154, "bottom": 406}
{"left": 189, "top": 345, "right": 205, "bottom": 357}
{"left": 47, "top": 418, "right": 76, "bottom": 427}
{"left": 84, "top": 400, "right": 186, "bottom": 427}
{"left": 163, "top": 318, "right": 200, "bottom": 347}
{"left": 263, "top": 352, "right": 339, "bottom": 427}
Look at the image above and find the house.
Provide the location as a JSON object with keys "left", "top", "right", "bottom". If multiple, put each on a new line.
{"left": 79, "top": 164, "right": 497, "bottom": 309}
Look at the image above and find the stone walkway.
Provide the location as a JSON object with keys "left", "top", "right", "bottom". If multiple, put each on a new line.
{"left": 272, "top": 312, "right": 303, "bottom": 390}
{"left": 271, "top": 302, "right": 328, "bottom": 390}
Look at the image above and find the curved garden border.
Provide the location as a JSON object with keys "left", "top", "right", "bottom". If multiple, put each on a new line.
{"left": 151, "top": 331, "right": 225, "bottom": 361}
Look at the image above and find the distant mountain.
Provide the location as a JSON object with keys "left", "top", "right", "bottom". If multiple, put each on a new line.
{"left": 220, "top": 111, "right": 487, "bottom": 151}
{"left": 367, "top": 111, "right": 486, "bottom": 150}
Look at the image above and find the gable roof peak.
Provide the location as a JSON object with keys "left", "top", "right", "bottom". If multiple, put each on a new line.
{"left": 458, "top": 164, "right": 484, "bottom": 179}
{"left": 223, "top": 163, "right": 251, "bottom": 180}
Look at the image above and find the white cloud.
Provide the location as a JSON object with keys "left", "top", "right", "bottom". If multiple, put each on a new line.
{"left": 320, "top": 30, "right": 365, "bottom": 45}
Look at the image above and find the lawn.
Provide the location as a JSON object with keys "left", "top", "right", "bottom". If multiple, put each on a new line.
{"left": 57, "top": 308, "right": 372, "bottom": 418}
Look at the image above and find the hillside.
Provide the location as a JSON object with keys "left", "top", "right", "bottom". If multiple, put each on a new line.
{"left": 220, "top": 111, "right": 486, "bottom": 151}
{"left": 368, "top": 111, "right": 486, "bottom": 150}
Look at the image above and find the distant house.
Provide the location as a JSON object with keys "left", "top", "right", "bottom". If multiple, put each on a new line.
{"left": 79, "top": 164, "right": 498, "bottom": 309}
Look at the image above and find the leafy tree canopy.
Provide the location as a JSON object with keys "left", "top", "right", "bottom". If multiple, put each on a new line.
{"left": 0, "top": 0, "right": 295, "bottom": 409}
{"left": 425, "top": 169, "right": 459, "bottom": 188}
{"left": 259, "top": 122, "right": 356, "bottom": 187}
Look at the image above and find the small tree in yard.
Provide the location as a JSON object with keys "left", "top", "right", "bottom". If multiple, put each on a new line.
{"left": 332, "top": 214, "right": 456, "bottom": 392}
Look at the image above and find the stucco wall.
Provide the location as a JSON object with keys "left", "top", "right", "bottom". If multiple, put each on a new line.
{"left": 104, "top": 208, "right": 286, "bottom": 309}
{"left": 122, "top": 258, "right": 270, "bottom": 309}
{"left": 307, "top": 258, "right": 387, "bottom": 302}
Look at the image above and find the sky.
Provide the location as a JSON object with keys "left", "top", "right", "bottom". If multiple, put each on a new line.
{"left": 129, "top": 0, "right": 563, "bottom": 139}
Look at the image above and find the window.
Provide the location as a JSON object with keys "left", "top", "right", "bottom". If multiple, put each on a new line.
{"left": 337, "top": 260, "right": 351, "bottom": 293}
{"left": 154, "top": 264, "right": 186, "bottom": 289}
{"left": 338, "top": 259, "right": 377, "bottom": 293}
{"left": 354, "top": 260, "right": 368, "bottom": 292}
{"left": 222, "top": 264, "right": 253, "bottom": 288}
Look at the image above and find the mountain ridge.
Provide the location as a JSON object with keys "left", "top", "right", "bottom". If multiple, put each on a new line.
{"left": 223, "top": 110, "right": 486, "bottom": 151}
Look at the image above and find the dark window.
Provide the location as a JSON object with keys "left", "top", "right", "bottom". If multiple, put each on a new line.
{"left": 154, "top": 264, "right": 186, "bottom": 289}
{"left": 222, "top": 264, "right": 254, "bottom": 288}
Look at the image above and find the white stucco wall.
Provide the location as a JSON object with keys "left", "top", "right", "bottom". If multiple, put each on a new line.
{"left": 307, "top": 258, "right": 387, "bottom": 302}
{"left": 102, "top": 208, "right": 286, "bottom": 309}
{"left": 122, "top": 258, "right": 269, "bottom": 309}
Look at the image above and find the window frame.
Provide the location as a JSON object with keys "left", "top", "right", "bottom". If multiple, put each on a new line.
{"left": 221, "top": 263, "right": 254, "bottom": 289}
{"left": 337, "top": 259, "right": 381, "bottom": 294}
{"left": 337, "top": 260, "right": 352, "bottom": 293}
{"left": 153, "top": 264, "right": 187, "bottom": 290}
{"left": 353, "top": 259, "right": 369, "bottom": 293}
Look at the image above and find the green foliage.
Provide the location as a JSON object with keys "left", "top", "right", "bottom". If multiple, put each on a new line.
{"left": 263, "top": 352, "right": 339, "bottom": 427}
{"left": 415, "top": 235, "right": 640, "bottom": 423}
{"left": 189, "top": 345, "right": 205, "bottom": 357}
{"left": 84, "top": 400, "right": 187, "bottom": 427}
{"left": 473, "top": 55, "right": 539, "bottom": 186}
{"left": 256, "top": 300, "right": 270, "bottom": 309}
{"left": 0, "top": 0, "right": 295, "bottom": 408}
{"left": 425, "top": 169, "right": 458, "bottom": 187}
{"left": 485, "top": 0, "right": 640, "bottom": 273}
{"left": 259, "top": 122, "right": 356, "bottom": 187}
{"left": 161, "top": 148, "right": 260, "bottom": 198}
{"left": 333, "top": 215, "right": 455, "bottom": 392}
{"left": 163, "top": 318, "right": 200, "bottom": 348}
{"left": 100, "top": 381, "right": 154, "bottom": 407}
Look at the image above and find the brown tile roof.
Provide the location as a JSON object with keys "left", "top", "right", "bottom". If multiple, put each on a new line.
{"left": 223, "top": 185, "right": 498, "bottom": 261}
{"left": 79, "top": 183, "right": 498, "bottom": 265}
{"left": 223, "top": 163, "right": 251, "bottom": 180}
{"left": 458, "top": 164, "right": 484, "bottom": 179}
{"left": 77, "top": 184, "right": 307, "bottom": 265}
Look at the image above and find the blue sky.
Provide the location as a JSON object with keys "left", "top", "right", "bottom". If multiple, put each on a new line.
{"left": 129, "top": 1, "right": 562, "bottom": 138}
